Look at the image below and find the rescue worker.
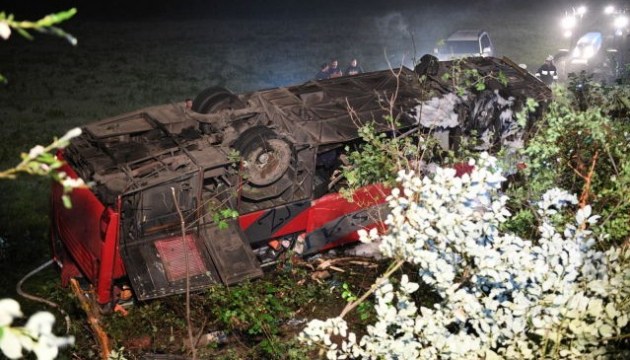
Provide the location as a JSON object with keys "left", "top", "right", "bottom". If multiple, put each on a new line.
{"left": 535, "top": 55, "right": 558, "bottom": 86}
{"left": 345, "top": 58, "right": 364, "bottom": 76}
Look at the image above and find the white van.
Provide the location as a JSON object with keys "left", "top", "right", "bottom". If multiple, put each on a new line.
{"left": 435, "top": 30, "right": 495, "bottom": 61}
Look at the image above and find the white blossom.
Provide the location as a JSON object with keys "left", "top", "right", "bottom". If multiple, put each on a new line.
{"left": 358, "top": 227, "right": 380, "bottom": 244}
{"left": 0, "top": 327, "right": 23, "bottom": 359}
{"left": 0, "top": 21, "right": 10, "bottom": 40}
{"left": 399, "top": 275, "right": 419, "bottom": 294}
{"left": 299, "top": 154, "right": 630, "bottom": 359}
{"left": 60, "top": 176, "right": 86, "bottom": 189}
{"left": 27, "top": 145, "right": 46, "bottom": 159}
{"left": 58, "top": 127, "right": 82, "bottom": 143}
{"left": 0, "top": 299, "right": 22, "bottom": 326}
{"left": 0, "top": 299, "right": 74, "bottom": 360}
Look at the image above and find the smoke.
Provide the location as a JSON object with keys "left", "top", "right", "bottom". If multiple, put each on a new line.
{"left": 370, "top": 12, "right": 417, "bottom": 68}
{"left": 374, "top": 12, "right": 410, "bottom": 35}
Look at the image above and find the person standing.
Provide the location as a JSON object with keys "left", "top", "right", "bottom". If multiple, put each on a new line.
{"left": 315, "top": 63, "right": 330, "bottom": 80}
{"left": 345, "top": 58, "right": 364, "bottom": 76}
{"left": 535, "top": 55, "right": 558, "bottom": 86}
{"left": 327, "top": 59, "right": 343, "bottom": 78}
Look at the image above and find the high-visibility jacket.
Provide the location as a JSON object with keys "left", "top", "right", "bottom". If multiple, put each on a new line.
{"left": 535, "top": 63, "right": 558, "bottom": 85}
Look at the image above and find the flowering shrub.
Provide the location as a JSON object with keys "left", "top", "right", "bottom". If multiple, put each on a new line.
{"left": 0, "top": 8, "right": 77, "bottom": 84}
{"left": 299, "top": 153, "right": 630, "bottom": 359}
{"left": 0, "top": 299, "right": 74, "bottom": 360}
{"left": 0, "top": 127, "right": 86, "bottom": 208}
{"left": 510, "top": 84, "right": 630, "bottom": 246}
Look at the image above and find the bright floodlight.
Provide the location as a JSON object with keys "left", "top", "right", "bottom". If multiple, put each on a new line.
{"left": 564, "top": 30, "right": 573, "bottom": 38}
{"left": 604, "top": 5, "right": 615, "bottom": 15}
{"left": 577, "top": 6, "right": 587, "bottom": 16}
{"left": 561, "top": 15, "right": 577, "bottom": 29}
{"left": 614, "top": 15, "right": 629, "bottom": 29}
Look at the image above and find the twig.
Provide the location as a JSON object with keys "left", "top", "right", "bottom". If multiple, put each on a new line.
{"left": 573, "top": 150, "right": 599, "bottom": 212}
{"left": 69, "top": 278, "right": 110, "bottom": 360}
{"left": 339, "top": 259, "right": 405, "bottom": 319}
{"left": 599, "top": 333, "right": 630, "bottom": 342}
{"left": 184, "top": 185, "right": 237, "bottom": 231}
{"left": 580, "top": 150, "right": 599, "bottom": 208}
{"left": 171, "top": 187, "right": 197, "bottom": 360}
{"left": 348, "top": 260, "right": 378, "bottom": 268}
{"left": 191, "top": 318, "right": 208, "bottom": 349}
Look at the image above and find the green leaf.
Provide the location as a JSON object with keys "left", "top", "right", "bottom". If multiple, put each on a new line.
{"left": 497, "top": 71, "right": 508, "bottom": 86}
{"left": 62, "top": 194, "right": 72, "bottom": 209}
{"left": 38, "top": 8, "right": 77, "bottom": 27}
{"left": 35, "top": 25, "right": 77, "bottom": 46}
{"left": 15, "top": 27, "right": 33, "bottom": 40}
{"left": 218, "top": 221, "right": 229, "bottom": 230}
{"left": 52, "top": 8, "right": 78, "bottom": 23}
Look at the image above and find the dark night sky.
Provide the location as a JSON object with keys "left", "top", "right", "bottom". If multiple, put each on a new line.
{"left": 6, "top": 0, "right": 572, "bottom": 21}
{"left": 7, "top": 1, "right": 415, "bottom": 19}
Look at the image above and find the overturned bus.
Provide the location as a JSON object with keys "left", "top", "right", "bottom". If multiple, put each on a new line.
{"left": 51, "top": 56, "right": 551, "bottom": 307}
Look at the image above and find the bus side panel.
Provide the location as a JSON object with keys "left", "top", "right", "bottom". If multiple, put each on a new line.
{"left": 51, "top": 160, "right": 125, "bottom": 304}
{"left": 303, "top": 184, "right": 390, "bottom": 254}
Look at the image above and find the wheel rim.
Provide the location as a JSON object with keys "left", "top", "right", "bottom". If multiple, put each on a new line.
{"left": 243, "top": 139, "right": 291, "bottom": 186}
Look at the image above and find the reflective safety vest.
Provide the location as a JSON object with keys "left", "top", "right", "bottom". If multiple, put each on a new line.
{"left": 535, "top": 63, "right": 558, "bottom": 85}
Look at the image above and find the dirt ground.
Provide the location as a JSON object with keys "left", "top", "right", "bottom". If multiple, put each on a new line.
{"left": 65, "top": 254, "right": 391, "bottom": 359}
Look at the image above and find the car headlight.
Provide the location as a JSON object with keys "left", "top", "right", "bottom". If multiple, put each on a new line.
{"left": 614, "top": 15, "right": 629, "bottom": 29}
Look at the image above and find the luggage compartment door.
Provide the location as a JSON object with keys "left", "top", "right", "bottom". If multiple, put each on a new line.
{"left": 122, "top": 220, "right": 263, "bottom": 300}
{"left": 122, "top": 232, "right": 221, "bottom": 300}
{"left": 200, "top": 220, "right": 263, "bottom": 285}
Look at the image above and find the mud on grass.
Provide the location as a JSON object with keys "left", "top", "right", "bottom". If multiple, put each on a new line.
{"left": 13, "top": 254, "right": 441, "bottom": 359}
{"left": 73, "top": 256, "right": 390, "bottom": 360}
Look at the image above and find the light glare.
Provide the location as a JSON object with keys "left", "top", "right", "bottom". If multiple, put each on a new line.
{"left": 583, "top": 45, "right": 595, "bottom": 59}
{"left": 614, "top": 15, "right": 629, "bottom": 29}
{"left": 577, "top": 6, "right": 587, "bottom": 16}
{"left": 561, "top": 15, "right": 577, "bottom": 29}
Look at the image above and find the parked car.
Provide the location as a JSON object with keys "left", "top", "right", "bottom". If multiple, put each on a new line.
{"left": 435, "top": 29, "right": 495, "bottom": 61}
{"left": 51, "top": 56, "right": 550, "bottom": 308}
